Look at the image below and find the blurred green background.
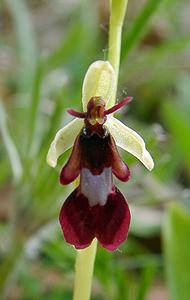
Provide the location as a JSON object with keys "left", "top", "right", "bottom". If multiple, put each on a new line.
{"left": 0, "top": 0, "right": 190, "bottom": 299}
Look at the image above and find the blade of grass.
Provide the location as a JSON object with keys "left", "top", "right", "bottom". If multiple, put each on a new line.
{"left": 121, "top": 0, "right": 164, "bottom": 61}
{"left": 0, "top": 101, "right": 23, "bottom": 182}
{"left": 161, "top": 100, "right": 190, "bottom": 178}
{"left": 135, "top": 264, "right": 156, "bottom": 300}
{"left": 26, "top": 61, "right": 44, "bottom": 157}
{"left": 163, "top": 204, "right": 190, "bottom": 300}
{"left": 0, "top": 159, "right": 10, "bottom": 185}
{"left": 5, "top": 0, "right": 36, "bottom": 91}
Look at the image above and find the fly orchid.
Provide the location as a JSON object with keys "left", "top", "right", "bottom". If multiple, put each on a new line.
{"left": 47, "top": 61, "right": 154, "bottom": 251}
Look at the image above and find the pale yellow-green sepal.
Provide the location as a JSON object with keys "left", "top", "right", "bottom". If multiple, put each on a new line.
{"left": 82, "top": 60, "right": 116, "bottom": 110}
{"left": 46, "top": 118, "right": 84, "bottom": 167}
{"left": 106, "top": 116, "right": 154, "bottom": 170}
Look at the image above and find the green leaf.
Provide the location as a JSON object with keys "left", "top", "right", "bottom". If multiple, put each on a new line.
{"left": 26, "top": 61, "right": 44, "bottom": 156}
{"left": 121, "top": 0, "right": 163, "bottom": 61}
{"left": 161, "top": 100, "right": 190, "bottom": 177}
{"left": 163, "top": 204, "right": 190, "bottom": 300}
{"left": 135, "top": 264, "right": 156, "bottom": 300}
{"left": 0, "top": 101, "right": 23, "bottom": 182}
{"left": 5, "top": 0, "right": 36, "bottom": 91}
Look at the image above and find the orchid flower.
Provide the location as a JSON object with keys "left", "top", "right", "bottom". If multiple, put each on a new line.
{"left": 47, "top": 61, "right": 154, "bottom": 251}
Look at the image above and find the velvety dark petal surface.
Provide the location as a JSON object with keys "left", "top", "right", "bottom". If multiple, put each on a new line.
{"left": 59, "top": 187, "right": 95, "bottom": 249}
{"left": 60, "top": 135, "right": 81, "bottom": 185}
{"left": 59, "top": 186, "right": 131, "bottom": 251}
{"left": 96, "top": 187, "right": 131, "bottom": 251}
{"left": 79, "top": 130, "right": 111, "bottom": 174}
{"left": 79, "top": 129, "right": 130, "bottom": 179}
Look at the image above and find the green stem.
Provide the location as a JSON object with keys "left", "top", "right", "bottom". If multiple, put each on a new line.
{"left": 73, "top": 239, "right": 97, "bottom": 300}
{"left": 108, "top": 0, "right": 129, "bottom": 106}
{"left": 73, "top": 2, "right": 129, "bottom": 300}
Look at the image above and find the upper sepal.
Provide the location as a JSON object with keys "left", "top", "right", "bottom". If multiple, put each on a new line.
{"left": 82, "top": 61, "right": 116, "bottom": 110}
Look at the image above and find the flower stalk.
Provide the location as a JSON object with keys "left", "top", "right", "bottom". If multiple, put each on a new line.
{"left": 73, "top": 1, "right": 129, "bottom": 299}
{"left": 108, "top": 0, "right": 129, "bottom": 106}
{"left": 73, "top": 239, "right": 97, "bottom": 300}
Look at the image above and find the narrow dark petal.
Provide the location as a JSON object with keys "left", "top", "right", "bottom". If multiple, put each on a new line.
{"left": 96, "top": 187, "right": 131, "bottom": 251}
{"left": 60, "top": 135, "right": 81, "bottom": 185}
{"left": 104, "top": 96, "right": 133, "bottom": 115}
{"left": 109, "top": 135, "right": 130, "bottom": 182}
{"left": 67, "top": 108, "right": 87, "bottom": 119}
{"left": 112, "top": 162, "right": 130, "bottom": 182}
{"left": 59, "top": 188, "right": 95, "bottom": 249}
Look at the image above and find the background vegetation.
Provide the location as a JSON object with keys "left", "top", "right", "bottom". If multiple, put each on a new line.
{"left": 0, "top": 0, "right": 190, "bottom": 299}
